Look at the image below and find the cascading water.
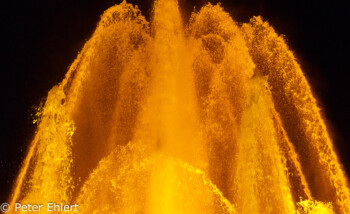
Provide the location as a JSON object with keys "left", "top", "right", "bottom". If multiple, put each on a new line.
{"left": 8, "top": 0, "right": 350, "bottom": 213}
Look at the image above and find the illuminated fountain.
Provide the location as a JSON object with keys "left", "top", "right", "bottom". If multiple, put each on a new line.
{"left": 9, "top": 0, "right": 350, "bottom": 213}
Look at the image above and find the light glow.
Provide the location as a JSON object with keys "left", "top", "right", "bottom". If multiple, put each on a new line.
{"left": 9, "top": 1, "right": 350, "bottom": 213}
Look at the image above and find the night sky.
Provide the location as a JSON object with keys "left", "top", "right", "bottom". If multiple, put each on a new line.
{"left": 0, "top": 0, "right": 349, "bottom": 202}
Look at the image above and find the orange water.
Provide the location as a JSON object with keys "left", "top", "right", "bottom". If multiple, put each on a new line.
{"left": 9, "top": 1, "right": 350, "bottom": 213}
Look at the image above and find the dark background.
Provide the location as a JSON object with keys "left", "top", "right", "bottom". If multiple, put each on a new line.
{"left": 0, "top": 0, "right": 349, "bottom": 202}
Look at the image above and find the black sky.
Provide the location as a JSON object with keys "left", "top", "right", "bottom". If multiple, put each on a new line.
{"left": 0, "top": 0, "right": 349, "bottom": 202}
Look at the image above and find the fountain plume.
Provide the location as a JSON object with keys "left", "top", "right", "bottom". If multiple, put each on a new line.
{"left": 9, "top": 1, "right": 349, "bottom": 213}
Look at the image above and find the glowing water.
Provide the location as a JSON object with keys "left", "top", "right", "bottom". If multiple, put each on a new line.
{"left": 9, "top": 1, "right": 350, "bottom": 213}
